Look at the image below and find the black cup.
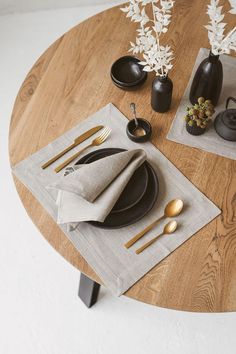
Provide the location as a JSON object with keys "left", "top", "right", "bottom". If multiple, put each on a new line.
{"left": 126, "top": 118, "right": 152, "bottom": 143}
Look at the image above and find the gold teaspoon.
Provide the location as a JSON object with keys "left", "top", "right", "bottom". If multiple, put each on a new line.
{"left": 135, "top": 220, "right": 178, "bottom": 254}
{"left": 124, "top": 199, "right": 183, "bottom": 249}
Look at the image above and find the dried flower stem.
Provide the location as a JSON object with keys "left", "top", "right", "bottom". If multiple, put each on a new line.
{"left": 206, "top": 0, "right": 236, "bottom": 55}
{"left": 121, "top": 1, "right": 174, "bottom": 77}
{"left": 221, "top": 26, "right": 236, "bottom": 45}
{"left": 151, "top": 2, "right": 164, "bottom": 76}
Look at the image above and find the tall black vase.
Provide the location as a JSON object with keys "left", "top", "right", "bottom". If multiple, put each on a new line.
{"left": 189, "top": 51, "right": 223, "bottom": 106}
{"left": 151, "top": 76, "right": 173, "bottom": 113}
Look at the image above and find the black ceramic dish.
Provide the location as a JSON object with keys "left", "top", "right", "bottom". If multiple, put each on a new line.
{"left": 83, "top": 149, "right": 149, "bottom": 213}
{"left": 76, "top": 148, "right": 159, "bottom": 229}
{"left": 110, "top": 78, "right": 144, "bottom": 91}
{"left": 110, "top": 56, "right": 147, "bottom": 90}
{"left": 126, "top": 118, "right": 152, "bottom": 143}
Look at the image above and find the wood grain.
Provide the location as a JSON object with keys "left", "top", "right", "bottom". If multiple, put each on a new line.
{"left": 9, "top": 1, "right": 236, "bottom": 312}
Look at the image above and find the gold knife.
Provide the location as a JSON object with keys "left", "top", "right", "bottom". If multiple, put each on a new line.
{"left": 41, "top": 125, "right": 104, "bottom": 169}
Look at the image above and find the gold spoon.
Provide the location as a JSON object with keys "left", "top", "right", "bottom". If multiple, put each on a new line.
{"left": 124, "top": 199, "right": 183, "bottom": 249}
{"left": 135, "top": 220, "right": 178, "bottom": 254}
{"left": 130, "top": 102, "right": 146, "bottom": 137}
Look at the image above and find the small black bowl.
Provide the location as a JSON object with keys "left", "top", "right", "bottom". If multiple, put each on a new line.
{"left": 186, "top": 122, "right": 205, "bottom": 136}
{"left": 111, "top": 56, "right": 147, "bottom": 90}
{"left": 126, "top": 118, "right": 152, "bottom": 143}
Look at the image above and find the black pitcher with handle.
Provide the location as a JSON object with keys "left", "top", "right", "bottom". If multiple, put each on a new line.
{"left": 214, "top": 97, "right": 236, "bottom": 141}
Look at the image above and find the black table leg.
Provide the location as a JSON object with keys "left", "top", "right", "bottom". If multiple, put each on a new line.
{"left": 78, "top": 273, "right": 100, "bottom": 308}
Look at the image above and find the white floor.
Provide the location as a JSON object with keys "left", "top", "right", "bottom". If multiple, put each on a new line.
{"left": 1, "top": 4, "right": 236, "bottom": 354}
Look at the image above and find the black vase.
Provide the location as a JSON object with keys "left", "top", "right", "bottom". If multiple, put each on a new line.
{"left": 189, "top": 51, "right": 223, "bottom": 106}
{"left": 151, "top": 76, "right": 173, "bottom": 113}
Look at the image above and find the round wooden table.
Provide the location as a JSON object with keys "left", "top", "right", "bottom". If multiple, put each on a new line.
{"left": 9, "top": 1, "right": 236, "bottom": 312}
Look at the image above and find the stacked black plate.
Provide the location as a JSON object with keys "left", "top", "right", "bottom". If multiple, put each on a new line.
{"left": 76, "top": 148, "right": 159, "bottom": 229}
{"left": 110, "top": 56, "right": 147, "bottom": 90}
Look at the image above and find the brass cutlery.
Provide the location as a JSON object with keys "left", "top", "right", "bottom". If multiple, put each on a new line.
{"left": 135, "top": 220, "right": 178, "bottom": 254}
{"left": 41, "top": 125, "right": 104, "bottom": 169}
{"left": 125, "top": 199, "right": 183, "bottom": 249}
{"left": 54, "top": 127, "right": 112, "bottom": 173}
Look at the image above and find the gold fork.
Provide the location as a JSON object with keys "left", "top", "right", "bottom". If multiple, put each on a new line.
{"left": 54, "top": 127, "right": 111, "bottom": 173}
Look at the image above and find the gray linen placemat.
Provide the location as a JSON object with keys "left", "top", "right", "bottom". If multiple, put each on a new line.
{"left": 13, "top": 103, "right": 221, "bottom": 296}
{"left": 167, "top": 48, "right": 236, "bottom": 160}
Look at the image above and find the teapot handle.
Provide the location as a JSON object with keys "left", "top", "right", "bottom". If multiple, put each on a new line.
{"left": 226, "top": 97, "right": 236, "bottom": 109}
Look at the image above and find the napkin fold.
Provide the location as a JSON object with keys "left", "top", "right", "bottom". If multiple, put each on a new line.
{"left": 47, "top": 149, "right": 147, "bottom": 224}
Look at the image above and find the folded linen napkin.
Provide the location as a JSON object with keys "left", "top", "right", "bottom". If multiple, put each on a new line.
{"left": 47, "top": 149, "right": 146, "bottom": 224}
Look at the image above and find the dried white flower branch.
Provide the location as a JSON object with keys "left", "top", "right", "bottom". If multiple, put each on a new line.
{"left": 121, "top": 1, "right": 175, "bottom": 77}
{"left": 228, "top": 0, "right": 236, "bottom": 14}
{"left": 205, "top": 0, "right": 236, "bottom": 55}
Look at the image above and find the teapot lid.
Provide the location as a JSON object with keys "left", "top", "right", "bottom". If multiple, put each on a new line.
{"left": 221, "top": 109, "right": 236, "bottom": 130}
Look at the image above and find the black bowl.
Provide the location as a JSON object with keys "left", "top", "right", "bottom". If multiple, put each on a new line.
{"left": 186, "top": 122, "right": 205, "bottom": 136}
{"left": 126, "top": 118, "right": 152, "bottom": 143}
{"left": 110, "top": 77, "right": 145, "bottom": 91}
{"left": 110, "top": 56, "right": 147, "bottom": 89}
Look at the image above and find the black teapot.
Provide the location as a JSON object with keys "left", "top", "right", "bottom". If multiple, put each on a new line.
{"left": 214, "top": 97, "right": 236, "bottom": 141}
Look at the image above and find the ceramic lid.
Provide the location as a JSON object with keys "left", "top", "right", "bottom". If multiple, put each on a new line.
{"left": 222, "top": 109, "right": 236, "bottom": 130}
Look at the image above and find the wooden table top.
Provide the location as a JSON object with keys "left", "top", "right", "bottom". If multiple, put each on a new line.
{"left": 9, "top": 1, "right": 236, "bottom": 312}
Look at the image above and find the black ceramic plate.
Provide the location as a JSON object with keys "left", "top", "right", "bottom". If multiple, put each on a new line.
{"left": 76, "top": 148, "right": 159, "bottom": 229}
{"left": 82, "top": 149, "right": 148, "bottom": 213}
